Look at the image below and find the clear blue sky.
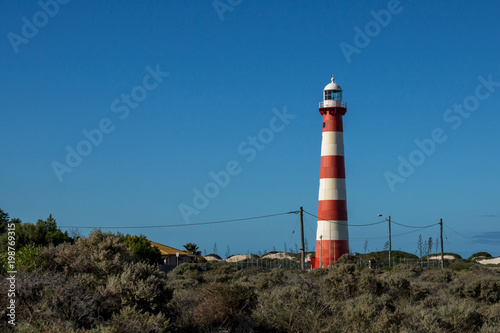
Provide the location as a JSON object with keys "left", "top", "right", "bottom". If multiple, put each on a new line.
{"left": 2, "top": 0, "right": 499, "bottom": 258}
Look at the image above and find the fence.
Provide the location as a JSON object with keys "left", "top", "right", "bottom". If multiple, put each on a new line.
{"left": 229, "top": 259, "right": 311, "bottom": 270}
{"left": 355, "top": 259, "right": 442, "bottom": 269}
{"left": 160, "top": 257, "right": 443, "bottom": 273}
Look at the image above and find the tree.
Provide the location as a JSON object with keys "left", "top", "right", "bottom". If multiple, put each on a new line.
{"left": 417, "top": 234, "right": 423, "bottom": 258}
{"left": 0, "top": 214, "right": 71, "bottom": 252}
{"left": 0, "top": 208, "right": 9, "bottom": 234}
{"left": 225, "top": 245, "right": 231, "bottom": 259}
{"left": 363, "top": 240, "right": 369, "bottom": 254}
{"left": 427, "top": 237, "right": 433, "bottom": 256}
{"left": 213, "top": 242, "right": 218, "bottom": 255}
{"left": 383, "top": 241, "right": 389, "bottom": 251}
{"left": 184, "top": 242, "right": 201, "bottom": 256}
{"left": 119, "top": 233, "right": 162, "bottom": 265}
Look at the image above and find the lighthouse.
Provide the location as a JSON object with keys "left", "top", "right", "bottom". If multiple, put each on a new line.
{"left": 312, "top": 77, "right": 349, "bottom": 268}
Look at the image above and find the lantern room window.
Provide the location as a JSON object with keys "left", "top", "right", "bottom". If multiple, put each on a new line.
{"left": 324, "top": 90, "right": 342, "bottom": 101}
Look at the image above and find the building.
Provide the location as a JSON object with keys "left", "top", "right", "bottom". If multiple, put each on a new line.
{"left": 150, "top": 241, "right": 195, "bottom": 271}
{"left": 311, "top": 77, "right": 349, "bottom": 268}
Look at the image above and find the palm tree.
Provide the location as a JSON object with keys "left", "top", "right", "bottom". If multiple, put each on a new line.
{"left": 183, "top": 242, "right": 201, "bottom": 256}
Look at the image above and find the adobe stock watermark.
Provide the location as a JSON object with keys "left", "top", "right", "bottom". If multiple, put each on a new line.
{"left": 7, "top": 0, "right": 71, "bottom": 54}
{"left": 178, "top": 106, "right": 296, "bottom": 223}
{"left": 51, "top": 64, "right": 169, "bottom": 182}
{"left": 5, "top": 222, "right": 17, "bottom": 326}
{"left": 384, "top": 74, "right": 499, "bottom": 192}
{"left": 339, "top": 0, "right": 407, "bottom": 64}
{"left": 213, "top": 0, "right": 243, "bottom": 21}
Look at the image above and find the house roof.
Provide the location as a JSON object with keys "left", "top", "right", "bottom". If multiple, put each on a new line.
{"left": 150, "top": 241, "right": 191, "bottom": 256}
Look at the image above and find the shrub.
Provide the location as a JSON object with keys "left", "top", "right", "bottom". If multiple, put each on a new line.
{"left": 203, "top": 263, "right": 240, "bottom": 283}
{"left": 119, "top": 234, "right": 162, "bottom": 265}
{"left": 96, "top": 306, "right": 171, "bottom": 333}
{"left": 167, "top": 263, "right": 203, "bottom": 289}
{"left": 341, "top": 294, "right": 398, "bottom": 332}
{"left": 99, "top": 261, "right": 171, "bottom": 314}
{"left": 1, "top": 244, "right": 48, "bottom": 273}
{"left": 246, "top": 268, "right": 285, "bottom": 290}
{"left": 338, "top": 253, "right": 356, "bottom": 264}
{"left": 169, "top": 288, "right": 200, "bottom": 330}
{"left": 253, "top": 283, "right": 335, "bottom": 332}
{"left": 439, "top": 300, "right": 483, "bottom": 331}
{"left": 323, "top": 264, "right": 359, "bottom": 299}
{"left": 358, "top": 269, "right": 384, "bottom": 296}
{"left": 192, "top": 283, "right": 256, "bottom": 329}
{"left": 0, "top": 271, "right": 102, "bottom": 330}
{"left": 459, "top": 278, "right": 500, "bottom": 303}
{"left": 392, "top": 263, "right": 423, "bottom": 278}
{"left": 469, "top": 252, "right": 493, "bottom": 261}
{"left": 420, "top": 268, "right": 456, "bottom": 283}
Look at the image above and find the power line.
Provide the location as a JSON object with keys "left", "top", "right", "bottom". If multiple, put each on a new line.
{"left": 302, "top": 213, "right": 317, "bottom": 237}
{"left": 443, "top": 228, "right": 452, "bottom": 253}
{"left": 444, "top": 224, "right": 499, "bottom": 246}
{"left": 287, "top": 214, "right": 300, "bottom": 250}
{"left": 391, "top": 220, "right": 439, "bottom": 229}
{"left": 58, "top": 211, "right": 298, "bottom": 229}
{"left": 350, "top": 224, "right": 436, "bottom": 240}
{"left": 303, "top": 210, "right": 386, "bottom": 227}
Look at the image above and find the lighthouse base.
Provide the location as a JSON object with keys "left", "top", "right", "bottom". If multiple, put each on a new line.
{"left": 311, "top": 239, "right": 349, "bottom": 268}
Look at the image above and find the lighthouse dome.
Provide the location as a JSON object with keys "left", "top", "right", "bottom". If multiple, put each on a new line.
{"left": 323, "top": 76, "right": 342, "bottom": 91}
{"left": 322, "top": 76, "right": 343, "bottom": 105}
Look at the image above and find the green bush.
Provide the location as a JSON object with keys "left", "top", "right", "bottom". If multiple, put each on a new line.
{"left": 95, "top": 306, "right": 171, "bottom": 333}
{"left": 253, "top": 283, "right": 335, "bottom": 332}
{"left": 391, "top": 264, "right": 423, "bottom": 278}
{"left": 420, "top": 268, "right": 456, "bottom": 283}
{"left": 99, "top": 261, "right": 171, "bottom": 314}
{"left": 469, "top": 252, "right": 493, "bottom": 261}
{"left": 192, "top": 283, "right": 256, "bottom": 329}
{"left": 459, "top": 278, "right": 500, "bottom": 303}
{"left": 203, "top": 263, "right": 240, "bottom": 283}
{"left": 0, "top": 271, "right": 102, "bottom": 330}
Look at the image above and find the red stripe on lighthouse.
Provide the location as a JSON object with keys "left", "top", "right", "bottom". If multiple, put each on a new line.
{"left": 317, "top": 200, "right": 348, "bottom": 221}
{"left": 314, "top": 240, "right": 349, "bottom": 267}
{"left": 322, "top": 113, "right": 344, "bottom": 132}
{"left": 319, "top": 156, "right": 346, "bottom": 178}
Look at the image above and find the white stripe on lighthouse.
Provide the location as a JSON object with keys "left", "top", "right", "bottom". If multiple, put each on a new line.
{"left": 321, "top": 131, "right": 344, "bottom": 156}
{"left": 316, "top": 220, "right": 349, "bottom": 240}
{"left": 318, "top": 178, "right": 346, "bottom": 201}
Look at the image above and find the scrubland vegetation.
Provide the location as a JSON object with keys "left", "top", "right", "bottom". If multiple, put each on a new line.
{"left": 1, "top": 209, "right": 499, "bottom": 332}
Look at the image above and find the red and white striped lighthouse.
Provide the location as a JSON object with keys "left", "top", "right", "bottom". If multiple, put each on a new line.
{"left": 312, "top": 77, "right": 349, "bottom": 268}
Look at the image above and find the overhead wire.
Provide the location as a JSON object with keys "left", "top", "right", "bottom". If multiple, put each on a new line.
{"left": 445, "top": 224, "right": 499, "bottom": 246}
{"left": 303, "top": 210, "right": 386, "bottom": 227}
{"left": 286, "top": 213, "right": 300, "bottom": 251}
{"left": 302, "top": 213, "right": 316, "bottom": 237}
{"left": 391, "top": 220, "right": 439, "bottom": 229}
{"left": 58, "top": 211, "right": 298, "bottom": 229}
{"left": 443, "top": 228, "right": 452, "bottom": 253}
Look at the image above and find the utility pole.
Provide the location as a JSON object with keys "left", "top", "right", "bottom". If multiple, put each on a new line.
{"left": 388, "top": 216, "right": 392, "bottom": 267}
{"left": 300, "top": 207, "right": 305, "bottom": 270}
{"left": 440, "top": 218, "right": 444, "bottom": 269}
